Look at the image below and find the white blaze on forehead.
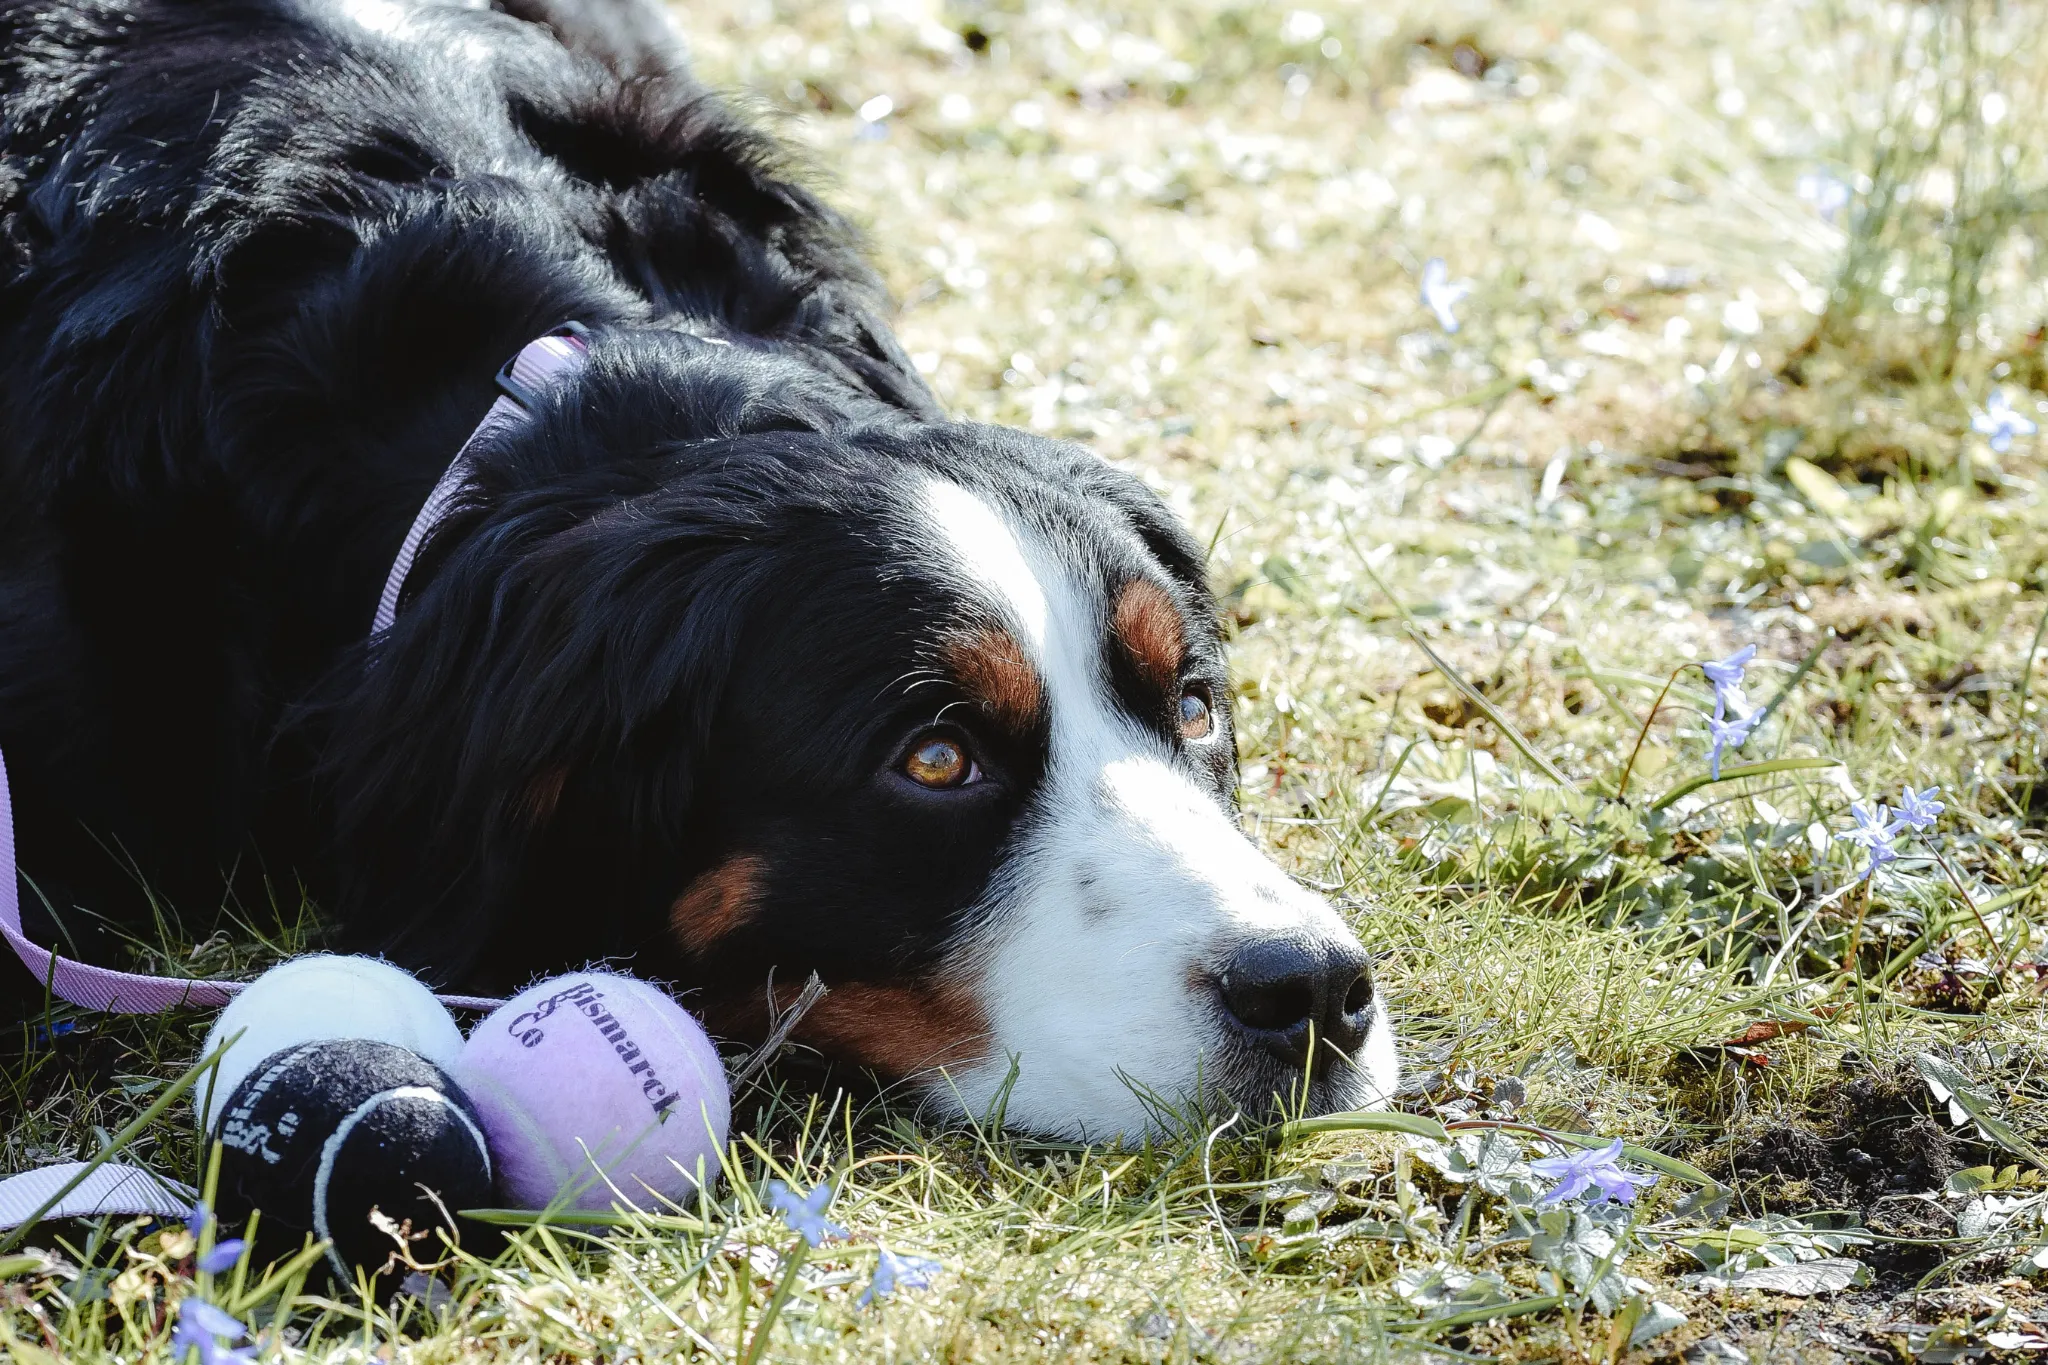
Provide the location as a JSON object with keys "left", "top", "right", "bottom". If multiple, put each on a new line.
{"left": 911, "top": 477, "right": 1394, "bottom": 1138}
{"left": 916, "top": 478, "right": 1110, "bottom": 767}
{"left": 918, "top": 479, "right": 1049, "bottom": 652}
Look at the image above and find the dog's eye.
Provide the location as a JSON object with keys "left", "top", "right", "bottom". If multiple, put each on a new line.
{"left": 903, "top": 734, "right": 977, "bottom": 789}
{"left": 1178, "top": 687, "right": 1214, "bottom": 742}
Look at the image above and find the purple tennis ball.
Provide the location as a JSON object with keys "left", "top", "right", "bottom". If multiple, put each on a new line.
{"left": 455, "top": 972, "right": 730, "bottom": 1211}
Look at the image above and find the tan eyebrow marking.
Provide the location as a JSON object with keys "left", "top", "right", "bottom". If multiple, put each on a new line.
{"left": 940, "top": 625, "right": 1046, "bottom": 731}
{"left": 1113, "top": 578, "right": 1185, "bottom": 693}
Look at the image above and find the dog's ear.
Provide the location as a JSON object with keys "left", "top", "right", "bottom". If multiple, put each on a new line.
{"left": 319, "top": 469, "right": 769, "bottom": 988}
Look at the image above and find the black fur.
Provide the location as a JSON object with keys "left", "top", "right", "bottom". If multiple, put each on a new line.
{"left": 0, "top": 0, "right": 1231, "bottom": 1032}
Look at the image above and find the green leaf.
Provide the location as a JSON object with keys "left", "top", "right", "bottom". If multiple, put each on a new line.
{"left": 1281, "top": 1111, "right": 1451, "bottom": 1144}
{"left": 1398, "top": 1294, "right": 1566, "bottom": 1334}
{"left": 1262, "top": 555, "right": 1308, "bottom": 599}
{"left": 1916, "top": 1053, "right": 2048, "bottom": 1173}
{"left": 1669, "top": 549, "right": 1705, "bottom": 591}
{"left": 1673, "top": 1225, "right": 1775, "bottom": 1256}
{"left": 1651, "top": 757, "right": 1841, "bottom": 811}
{"left": 0, "top": 1254, "right": 51, "bottom": 1280}
{"left": 1619, "top": 1145, "right": 1720, "bottom": 1189}
{"left": 1714, "top": 1258, "right": 1868, "bottom": 1295}
{"left": 1945, "top": 1165, "right": 1999, "bottom": 1195}
{"left": 1784, "top": 456, "right": 1857, "bottom": 522}
{"left": 1629, "top": 1299, "right": 1690, "bottom": 1348}
{"left": 1796, "top": 540, "right": 1853, "bottom": 568}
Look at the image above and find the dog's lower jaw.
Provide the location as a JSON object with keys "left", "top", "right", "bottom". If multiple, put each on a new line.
{"left": 919, "top": 994, "right": 1397, "bottom": 1142}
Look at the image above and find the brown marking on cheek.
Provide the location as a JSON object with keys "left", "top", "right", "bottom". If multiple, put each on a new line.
{"left": 789, "top": 980, "right": 991, "bottom": 1076}
{"left": 702, "top": 976, "right": 992, "bottom": 1078}
{"left": 669, "top": 855, "right": 764, "bottom": 958}
{"left": 1114, "top": 577, "right": 1186, "bottom": 693}
{"left": 941, "top": 626, "right": 1044, "bottom": 730}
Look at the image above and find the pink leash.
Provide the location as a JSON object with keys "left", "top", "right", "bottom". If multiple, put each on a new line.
{"left": 2, "top": 325, "right": 591, "bottom": 1021}
{"left": 0, "top": 326, "right": 590, "bottom": 1230}
{"left": 0, "top": 748, "right": 239, "bottom": 1013}
{"left": 0, "top": 749, "right": 503, "bottom": 1015}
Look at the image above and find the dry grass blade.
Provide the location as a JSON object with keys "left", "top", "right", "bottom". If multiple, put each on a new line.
{"left": 727, "top": 971, "right": 827, "bottom": 1091}
{"left": 1403, "top": 627, "right": 1575, "bottom": 789}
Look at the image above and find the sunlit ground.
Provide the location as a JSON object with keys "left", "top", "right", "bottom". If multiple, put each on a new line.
{"left": 8, "top": 0, "right": 2048, "bottom": 1359}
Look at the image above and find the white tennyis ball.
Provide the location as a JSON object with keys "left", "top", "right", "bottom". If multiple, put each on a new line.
{"left": 199, "top": 954, "right": 463, "bottom": 1133}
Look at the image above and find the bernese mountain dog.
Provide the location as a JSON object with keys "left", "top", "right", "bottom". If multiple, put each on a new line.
{"left": 0, "top": 0, "right": 1395, "bottom": 1137}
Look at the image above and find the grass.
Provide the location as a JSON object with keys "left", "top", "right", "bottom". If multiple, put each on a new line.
{"left": 9, "top": 0, "right": 2048, "bottom": 1358}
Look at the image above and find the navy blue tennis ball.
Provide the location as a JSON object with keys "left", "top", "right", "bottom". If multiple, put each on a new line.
{"left": 210, "top": 1039, "right": 498, "bottom": 1291}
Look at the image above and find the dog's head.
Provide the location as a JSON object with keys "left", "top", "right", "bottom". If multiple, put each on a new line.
{"left": 334, "top": 329, "right": 1394, "bottom": 1139}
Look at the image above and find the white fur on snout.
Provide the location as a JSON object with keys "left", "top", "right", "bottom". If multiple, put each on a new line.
{"left": 955, "top": 753, "right": 1394, "bottom": 1137}
{"left": 915, "top": 480, "right": 1398, "bottom": 1139}
{"left": 337, "top": 0, "right": 413, "bottom": 38}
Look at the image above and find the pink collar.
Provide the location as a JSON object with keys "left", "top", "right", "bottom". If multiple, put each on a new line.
{"left": 0, "top": 329, "right": 598, "bottom": 1019}
{"left": 371, "top": 322, "right": 591, "bottom": 636}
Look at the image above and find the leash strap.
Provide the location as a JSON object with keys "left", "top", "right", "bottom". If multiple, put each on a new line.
{"left": 0, "top": 1162, "right": 196, "bottom": 1230}
{"left": 1, "top": 750, "right": 236, "bottom": 1013}
{"left": 0, "top": 750, "right": 504, "bottom": 1013}
{"left": 0, "top": 327, "right": 594, "bottom": 1015}
{"left": 372, "top": 324, "right": 590, "bottom": 635}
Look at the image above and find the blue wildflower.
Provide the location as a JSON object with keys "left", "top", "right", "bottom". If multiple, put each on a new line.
{"left": 1896, "top": 785, "right": 1944, "bottom": 831}
{"left": 765, "top": 1180, "right": 846, "bottom": 1248}
{"left": 170, "top": 1298, "right": 254, "bottom": 1365}
{"left": 1420, "top": 258, "right": 1470, "bottom": 333}
{"left": 1839, "top": 801, "right": 1904, "bottom": 878}
{"left": 858, "top": 1247, "right": 944, "bottom": 1307}
{"left": 1695, "top": 644, "right": 1763, "bottom": 777}
{"left": 197, "top": 1239, "right": 247, "bottom": 1275}
{"left": 1795, "top": 171, "right": 1851, "bottom": 222}
{"left": 180, "top": 1201, "right": 245, "bottom": 1274}
{"left": 1529, "top": 1138, "right": 1656, "bottom": 1207}
{"left": 1706, "top": 707, "right": 1761, "bottom": 780}
{"left": 1972, "top": 389, "right": 2038, "bottom": 453}
{"left": 1700, "top": 644, "right": 1756, "bottom": 717}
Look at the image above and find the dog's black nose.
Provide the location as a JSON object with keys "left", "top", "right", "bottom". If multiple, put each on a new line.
{"left": 1217, "top": 936, "right": 1374, "bottom": 1076}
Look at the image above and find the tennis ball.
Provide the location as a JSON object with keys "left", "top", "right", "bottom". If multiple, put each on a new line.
{"left": 454, "top": 972, "right": 729, "bottom": 1211}
{"left": 211, "top": 1038, "right": 497, "bottom": 1291}
{"left": 198, "top": 955, "right": 464, "bottom": 1133}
